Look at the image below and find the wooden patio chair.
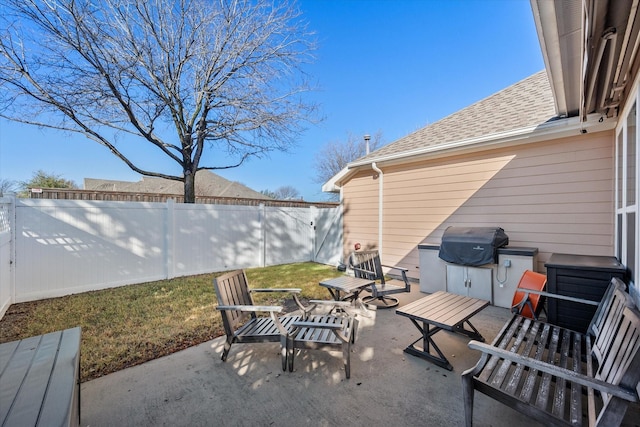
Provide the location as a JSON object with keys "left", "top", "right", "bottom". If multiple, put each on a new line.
{"left": 213, "top": 269, "right": 310, "bottom": 370}
{"left": 287, "top": 304, "right": 358, "bottom": 379}
{"left": 349, "top": 250, "right": 411, "bottom": 308}
{"left": 510, "top": 269, "right": 547, "bottom": 319}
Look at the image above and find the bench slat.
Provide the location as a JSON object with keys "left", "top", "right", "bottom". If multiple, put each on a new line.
{"left": 535, "top": 325, "right": 560, "bottom": 410}
{"left": 570, "top": 333, "right": 583, "bottom": 425}
{"left": 505, "top": 321, "right": 541, "bottom": 395}
{"left": 551, "top": 328, "right": 571, "bottom": 418}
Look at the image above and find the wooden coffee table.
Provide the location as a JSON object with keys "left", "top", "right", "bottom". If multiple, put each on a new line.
{"left": 396, "top": 291, "right": 489, "bottom": 370}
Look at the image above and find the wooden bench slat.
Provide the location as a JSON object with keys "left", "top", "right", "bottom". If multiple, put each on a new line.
{"left": 520, "top": 322, "right": 551, "bottom": 403}
{"left": 478, "top": 316, "right": 525, "bottom": 383}
{"left": 505, "top": 321, "right": 542, "bottom": 395}
{"left": 490, "top": 316, "right": 534, "bottom": 389}
{"left": 570, "top": 333, "right": 583, "bottom": 425}
{"left": 551, "top": 328, "right": 572, "bottom": 418}
{"left": 535, "top": 325, "right": 560, "bottom": 410}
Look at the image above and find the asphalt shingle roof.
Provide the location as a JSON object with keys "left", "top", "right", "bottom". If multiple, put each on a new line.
{"left": 355, "top": 70, "right": 558, "bottom": 164}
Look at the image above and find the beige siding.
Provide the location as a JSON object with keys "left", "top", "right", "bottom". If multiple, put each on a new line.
{"left": 342, "top": 170, "right": 379, "bottom": 260}
{"left": 343, "top": 131, "right": 615, "bottom": 277}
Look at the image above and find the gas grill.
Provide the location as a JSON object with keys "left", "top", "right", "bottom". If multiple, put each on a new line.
{"left": 438, "top": 227, "right": 509, "bottom": 266}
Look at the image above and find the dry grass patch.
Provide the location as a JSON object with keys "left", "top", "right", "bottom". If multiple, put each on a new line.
{"left": 0, "top": 262, "right": 343, "bottom": 382}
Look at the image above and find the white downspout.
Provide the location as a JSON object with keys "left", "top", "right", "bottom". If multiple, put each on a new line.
{"left": 371, "top": 162, "right": 383, "bottom": 254}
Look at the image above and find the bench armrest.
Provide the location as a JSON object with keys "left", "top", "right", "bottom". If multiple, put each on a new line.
{"left": 514, "top": 289, "right": 600, "bottom": 306}
{"left": 468, "top": 340, "right": 638, "bottom": 402}
{"left": 216, "top": 304, "right": 283, "bottom": 313}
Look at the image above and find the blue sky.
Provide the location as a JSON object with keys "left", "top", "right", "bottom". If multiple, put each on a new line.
{"left": 0, "top": 0, "right": 544, "bottom": 201}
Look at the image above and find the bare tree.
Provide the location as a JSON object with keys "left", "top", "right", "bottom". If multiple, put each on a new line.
{"left": 314, "top": 131, "right": 384, "bottom": 190}
{"left": 273, "top": 185, "right": 301, "bottom": 200}
{"left": 0, "top": 0, "right": 316, "bottom": 203}
{"left": 260, "top": 185, "right": 300, "bottom": 200}
{"left": 0, "top": 178, "right": 19, "bottom": 196}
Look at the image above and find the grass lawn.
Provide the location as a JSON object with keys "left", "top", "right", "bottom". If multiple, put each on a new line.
{"left": 0, "top": 262, "right": 344, "bottom": 382}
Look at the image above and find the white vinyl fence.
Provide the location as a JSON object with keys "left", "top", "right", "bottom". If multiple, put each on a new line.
{"left": 0, "top": 196, "right": 342, "bottom": 318}
{"left": 0, "top": 197, "right": 13, "bottom": 319}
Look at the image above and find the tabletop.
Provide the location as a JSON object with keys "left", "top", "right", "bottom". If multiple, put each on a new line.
{"left": 396, "top": 291, "right": 489, "bottom": 329}
{"left": 319, "top": 276, "right": 374, "bottom": 292}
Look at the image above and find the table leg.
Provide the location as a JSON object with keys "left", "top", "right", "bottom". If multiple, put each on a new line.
{"left": 452, "top": 319, "right": 485, "bottom": 342}
{"left": 403, "top": 319, "right": 453, "bottom": 371}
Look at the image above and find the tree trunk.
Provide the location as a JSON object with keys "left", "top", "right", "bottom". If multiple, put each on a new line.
{"left": 184, "top": 171, "right": 196, "bottom": 203}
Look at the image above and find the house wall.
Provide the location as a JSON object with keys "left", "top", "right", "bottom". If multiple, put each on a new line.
{"left": 342, "top": 170, "right": 380, "bottom": 254}
{"left": 342, "top": 131, "right": 615, "bottom": 279}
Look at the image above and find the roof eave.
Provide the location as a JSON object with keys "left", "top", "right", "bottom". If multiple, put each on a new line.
{"left": 347, "top": 114, "right": 615, "bottom": 170}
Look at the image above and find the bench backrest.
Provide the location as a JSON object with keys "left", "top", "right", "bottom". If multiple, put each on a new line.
{"left": 588, "top": 278, "right": 640, "bottom": 404}
{"left": 350, "top": 250, "right": 385, "bottom": 283}
{"left": 213, "top": 270, "right": 256, "bottom": 337}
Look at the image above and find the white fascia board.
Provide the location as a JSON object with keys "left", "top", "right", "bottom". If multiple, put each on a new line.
{"left": 348, "top": 114, "right": 616, "bottom": 170}
{"left": 322, "top": 167, "right": 354, "bottom": 193}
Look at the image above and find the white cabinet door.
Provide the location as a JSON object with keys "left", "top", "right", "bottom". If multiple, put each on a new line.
{"left": 446, "top": 264, "right": 492, "bottom": 303}
{"left": 446, "top": 264, "right": 466, "bottom": 295}
{"left": 466, "top": 266, "right": 492, "bottom": 301}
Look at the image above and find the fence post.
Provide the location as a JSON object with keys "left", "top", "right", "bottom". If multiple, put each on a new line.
{"left": 0, "top": 193, "right": 16, "bottom": 319}
{"left": 165, "top": 198, "right": 175, "bottom": 279}
{"left": 259, "top": 203, "right": 266, "bottom": 267}
{"left": 310, "top": 206, "right": 318, "bottom": 262}
{"left": 10, "top": 194, "right": 15, "bottom": 305}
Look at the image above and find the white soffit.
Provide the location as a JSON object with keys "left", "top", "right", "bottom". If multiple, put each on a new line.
{"left": 531, "top": 0, "right": 583, "bottom": 118}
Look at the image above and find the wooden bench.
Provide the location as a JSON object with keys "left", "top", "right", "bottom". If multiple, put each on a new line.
{"left": 0, "top": 327, "right": 81, "bottom": 427}
{"left": 462, "top": 278, "right": 640, "bottom": 427}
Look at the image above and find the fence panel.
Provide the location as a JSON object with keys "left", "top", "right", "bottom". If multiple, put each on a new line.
{"left": 15, "top": 199, "right": 167, "bottom": 302}
{"left": 313, "top": 206, "right": 344, "bottom": 266}
{"left": 8, "top": 199, "right": 342, "bottom": 305}
{"left": 171, "top": 203, "right": 262, "bottom": 276}
{"left": 0, "top": 197, "right": 13, "bottom": 318}
{"left": 264, "top": 206, "right": 313, "bottom": 266}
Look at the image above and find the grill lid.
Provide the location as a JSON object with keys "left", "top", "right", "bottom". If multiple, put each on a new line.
{"left": 438, "top": 227, "right": 509, "bottom": 266}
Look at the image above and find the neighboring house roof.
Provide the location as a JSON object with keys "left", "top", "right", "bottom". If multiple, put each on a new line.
{"left": 85, "top": 170, "right": 270, "bottom": 200}
{"left": 354, "top": 71, "right": 557, "bottom": 166}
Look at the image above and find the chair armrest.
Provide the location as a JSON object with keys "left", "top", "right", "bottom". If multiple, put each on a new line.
{"left": 381, "top": 264, "right": 409, "bottom": 273}
{"left": 467, "top": 340, "right": 638, "bottom": 402}
{"left": 216, "top": 304, "right": 283, "bottom": 313}
{"left": 251, "top": 288, "right": 302, "bottom": 293}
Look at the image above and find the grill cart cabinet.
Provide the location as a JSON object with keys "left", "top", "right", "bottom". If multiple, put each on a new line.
{"left": 446, "top": 265, "right": 493, "bottom": 301}
{"left": 545, "top": 253, "right": 627, "bottom": 333}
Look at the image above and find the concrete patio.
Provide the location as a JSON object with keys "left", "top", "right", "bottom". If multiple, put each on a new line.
{"left": 80, "top": 286, "right": 640, "bottom": 427}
